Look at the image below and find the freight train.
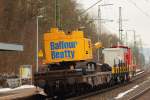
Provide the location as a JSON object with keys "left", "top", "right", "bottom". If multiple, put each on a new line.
{"left": 34, "top": 28, "right": 135, "bottom": 99}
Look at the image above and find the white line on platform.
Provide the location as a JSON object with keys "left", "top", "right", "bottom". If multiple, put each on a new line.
{"left": 135, "top": 71, "right": 144, "bottom": 76}
{"left": 114, "top": 85, "right": 139, "bottom": 99}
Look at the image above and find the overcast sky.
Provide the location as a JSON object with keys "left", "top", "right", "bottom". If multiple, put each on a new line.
{"left": 77, "top": 0, "right": 150, "bottom": 48}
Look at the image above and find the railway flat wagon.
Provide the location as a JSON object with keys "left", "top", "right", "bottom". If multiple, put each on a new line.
{"left": 34, "top": 28, "right": 133, "bottom": 99}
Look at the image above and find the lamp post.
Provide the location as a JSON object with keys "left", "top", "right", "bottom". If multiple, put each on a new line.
{"left": 36, "top": 15, "right": 43, "bottom": 72}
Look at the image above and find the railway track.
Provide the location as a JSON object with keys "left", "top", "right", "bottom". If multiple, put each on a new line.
{"left": 128, "top": 86, "right": 150, "bottom": 100}
{"left": 67, "top": 70, "right": 148, "bottom": 100}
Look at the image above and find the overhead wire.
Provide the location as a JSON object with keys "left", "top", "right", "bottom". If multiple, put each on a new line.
{"left": 80, "top": 0, "right": 103, "bottom": 15}
{"left": 126, "top": 0, "right": 150, "bottom": 19}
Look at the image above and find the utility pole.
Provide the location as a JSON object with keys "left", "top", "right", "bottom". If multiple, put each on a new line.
{"left": 133, "top": 30, "right": 136, "bottom": 65}
{"left": 133, "top": 30, "right": 136, "bottom": 47}
{"left": 55, "top": 0, "right": 57, "bottom": 27}
{"left": 149, "top": 56, "right": 150, "bottom": 65}
{"left": 97, "top": 5, "right": 101, "bottom": 62}
{"left": 125, "top": 30, "right": 136, "bottom": 65}
{"left": 96, "top": 4, "right": 113, "bottom": 62}
{"left": 126, "top": 31, "right": 128, "bottom": 46}
{"left": 119, "top": 7, "right": 123, "bottom": 43}
{"left": 55, "top": 0, "right": 61, "bottom": 28}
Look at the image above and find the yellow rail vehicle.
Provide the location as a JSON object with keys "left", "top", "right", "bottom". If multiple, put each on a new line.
{"left": 44, "top": 28, "right": 92, "bottom": 64}
{"left": 35, "top": 28, "right": 132, "bottom": 99}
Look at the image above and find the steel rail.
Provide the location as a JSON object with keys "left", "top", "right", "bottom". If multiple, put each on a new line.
{"left": 128, "top": 85, "right": 150, "bottom": 100}
{"left": 67, "top": 71, "right": 147, "bottom": 100}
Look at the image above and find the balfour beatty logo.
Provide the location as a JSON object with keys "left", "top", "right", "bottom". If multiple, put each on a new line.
{"left": 50, "top": 41, "right": 78, "bottom": 59}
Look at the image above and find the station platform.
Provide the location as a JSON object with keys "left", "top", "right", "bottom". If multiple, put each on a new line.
{"left": 0, "top": 85, "right": 44, "bottom": 100}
